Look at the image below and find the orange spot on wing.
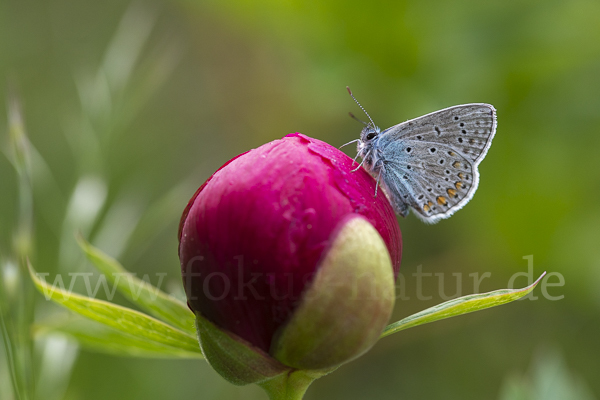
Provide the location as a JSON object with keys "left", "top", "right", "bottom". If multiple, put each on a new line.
{"left": 437, "top": 196, "right": 447, "bottom": 205}
{"left": 455, "top": 181, "right": 464, "bottom": 189}
{"left": 447, "top": 188, "right": 457, "bottom": 198}
{"left": 453, "top": 161, "right": 461, "bottom": 168}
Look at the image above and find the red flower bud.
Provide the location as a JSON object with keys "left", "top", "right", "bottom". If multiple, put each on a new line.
{"left": 179, "top": 133, "right": 402, "bottom": 378}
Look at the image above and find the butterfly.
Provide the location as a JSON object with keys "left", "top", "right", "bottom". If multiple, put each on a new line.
{"left": 344, "top": 87, "right": 497, "bottom": 224}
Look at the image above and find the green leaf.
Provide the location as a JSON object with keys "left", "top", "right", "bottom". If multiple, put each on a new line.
{"left": 381, "top": 272, "right": 546, "bottom": 338}
{"left": 34, "top": 315, "right": 204, "bottom": 359}
{"left": 28, "top": 261, "right": 203, "bottom": 358}
{"left": 76, "top": 235, "right": 196, "bottom": 336}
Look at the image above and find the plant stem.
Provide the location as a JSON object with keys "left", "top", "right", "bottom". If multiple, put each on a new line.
{"left": 258, "top": 370, "right": 323, "bottom": 400}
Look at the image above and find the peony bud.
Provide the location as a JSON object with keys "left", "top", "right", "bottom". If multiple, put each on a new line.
{"left": 179, "top": 133, "right": 401, "bottom": 384}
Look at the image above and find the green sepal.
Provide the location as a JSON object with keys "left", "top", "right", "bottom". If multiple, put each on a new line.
{"left": 195, "top": 312, "right": 290, "bottom": 386}
{"left": 271, "top": 216, "right": 395, "bottom": 370}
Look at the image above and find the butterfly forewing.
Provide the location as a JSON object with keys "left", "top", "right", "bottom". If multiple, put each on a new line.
{"left": 377, "top": 103, "right": 496, "bottom": 223}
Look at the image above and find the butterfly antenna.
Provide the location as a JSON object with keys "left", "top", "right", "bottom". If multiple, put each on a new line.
{"left": 346, "top": 86, "right": 376, "bottom": 129}
{"left": 348, "top": 112, "right": 368, "bottom": 126}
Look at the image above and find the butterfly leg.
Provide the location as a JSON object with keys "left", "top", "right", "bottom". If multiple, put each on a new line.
{"left": 372, "top": 160, "right": 386, "bottom": 197}
{"left": 351, "top": 158, "right": 366, "bottom": 172}
{"left": 351, "top": 151, "right": 361, "bottom": 167}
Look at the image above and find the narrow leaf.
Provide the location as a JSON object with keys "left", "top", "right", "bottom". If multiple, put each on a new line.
{"left": 28, "top": 261, "right": 203, "bottom": 357}
{"left": 76, "top": 235, "right": 196, "bottom": 335}
{"left": 34, "top": 315, "right": 203, "bottom": 359}
{"left": 381, "top": 272, "right": 546, "bottom": 338}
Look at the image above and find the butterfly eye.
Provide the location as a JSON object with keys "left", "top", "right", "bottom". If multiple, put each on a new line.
{"left": 366, "top": 132, "right": 377, "bottom": 140}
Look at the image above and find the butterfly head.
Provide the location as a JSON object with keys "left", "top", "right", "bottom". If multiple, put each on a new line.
{"left": 355, "top": 123, "right": 381, "bottom": 171}
{"left": 359, "top": 124, "right": 380, "bottom": 144}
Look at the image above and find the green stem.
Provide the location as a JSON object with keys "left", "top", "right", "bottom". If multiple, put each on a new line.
{"left": 258, "top": 370, "right": 323, "bottom": 400}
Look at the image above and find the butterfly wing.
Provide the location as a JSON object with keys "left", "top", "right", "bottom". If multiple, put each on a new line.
{"left": 377, "top": 104, "right": 496, "bottom": 223}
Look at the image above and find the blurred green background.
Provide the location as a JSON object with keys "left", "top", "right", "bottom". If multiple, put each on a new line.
{"left": 1, "top": 0, "right": 599, "bottom": 399}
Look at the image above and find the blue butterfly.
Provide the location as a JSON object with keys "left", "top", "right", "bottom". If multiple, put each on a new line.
{"left": 345, "top": 87, "right": 497, "bottom": 223}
